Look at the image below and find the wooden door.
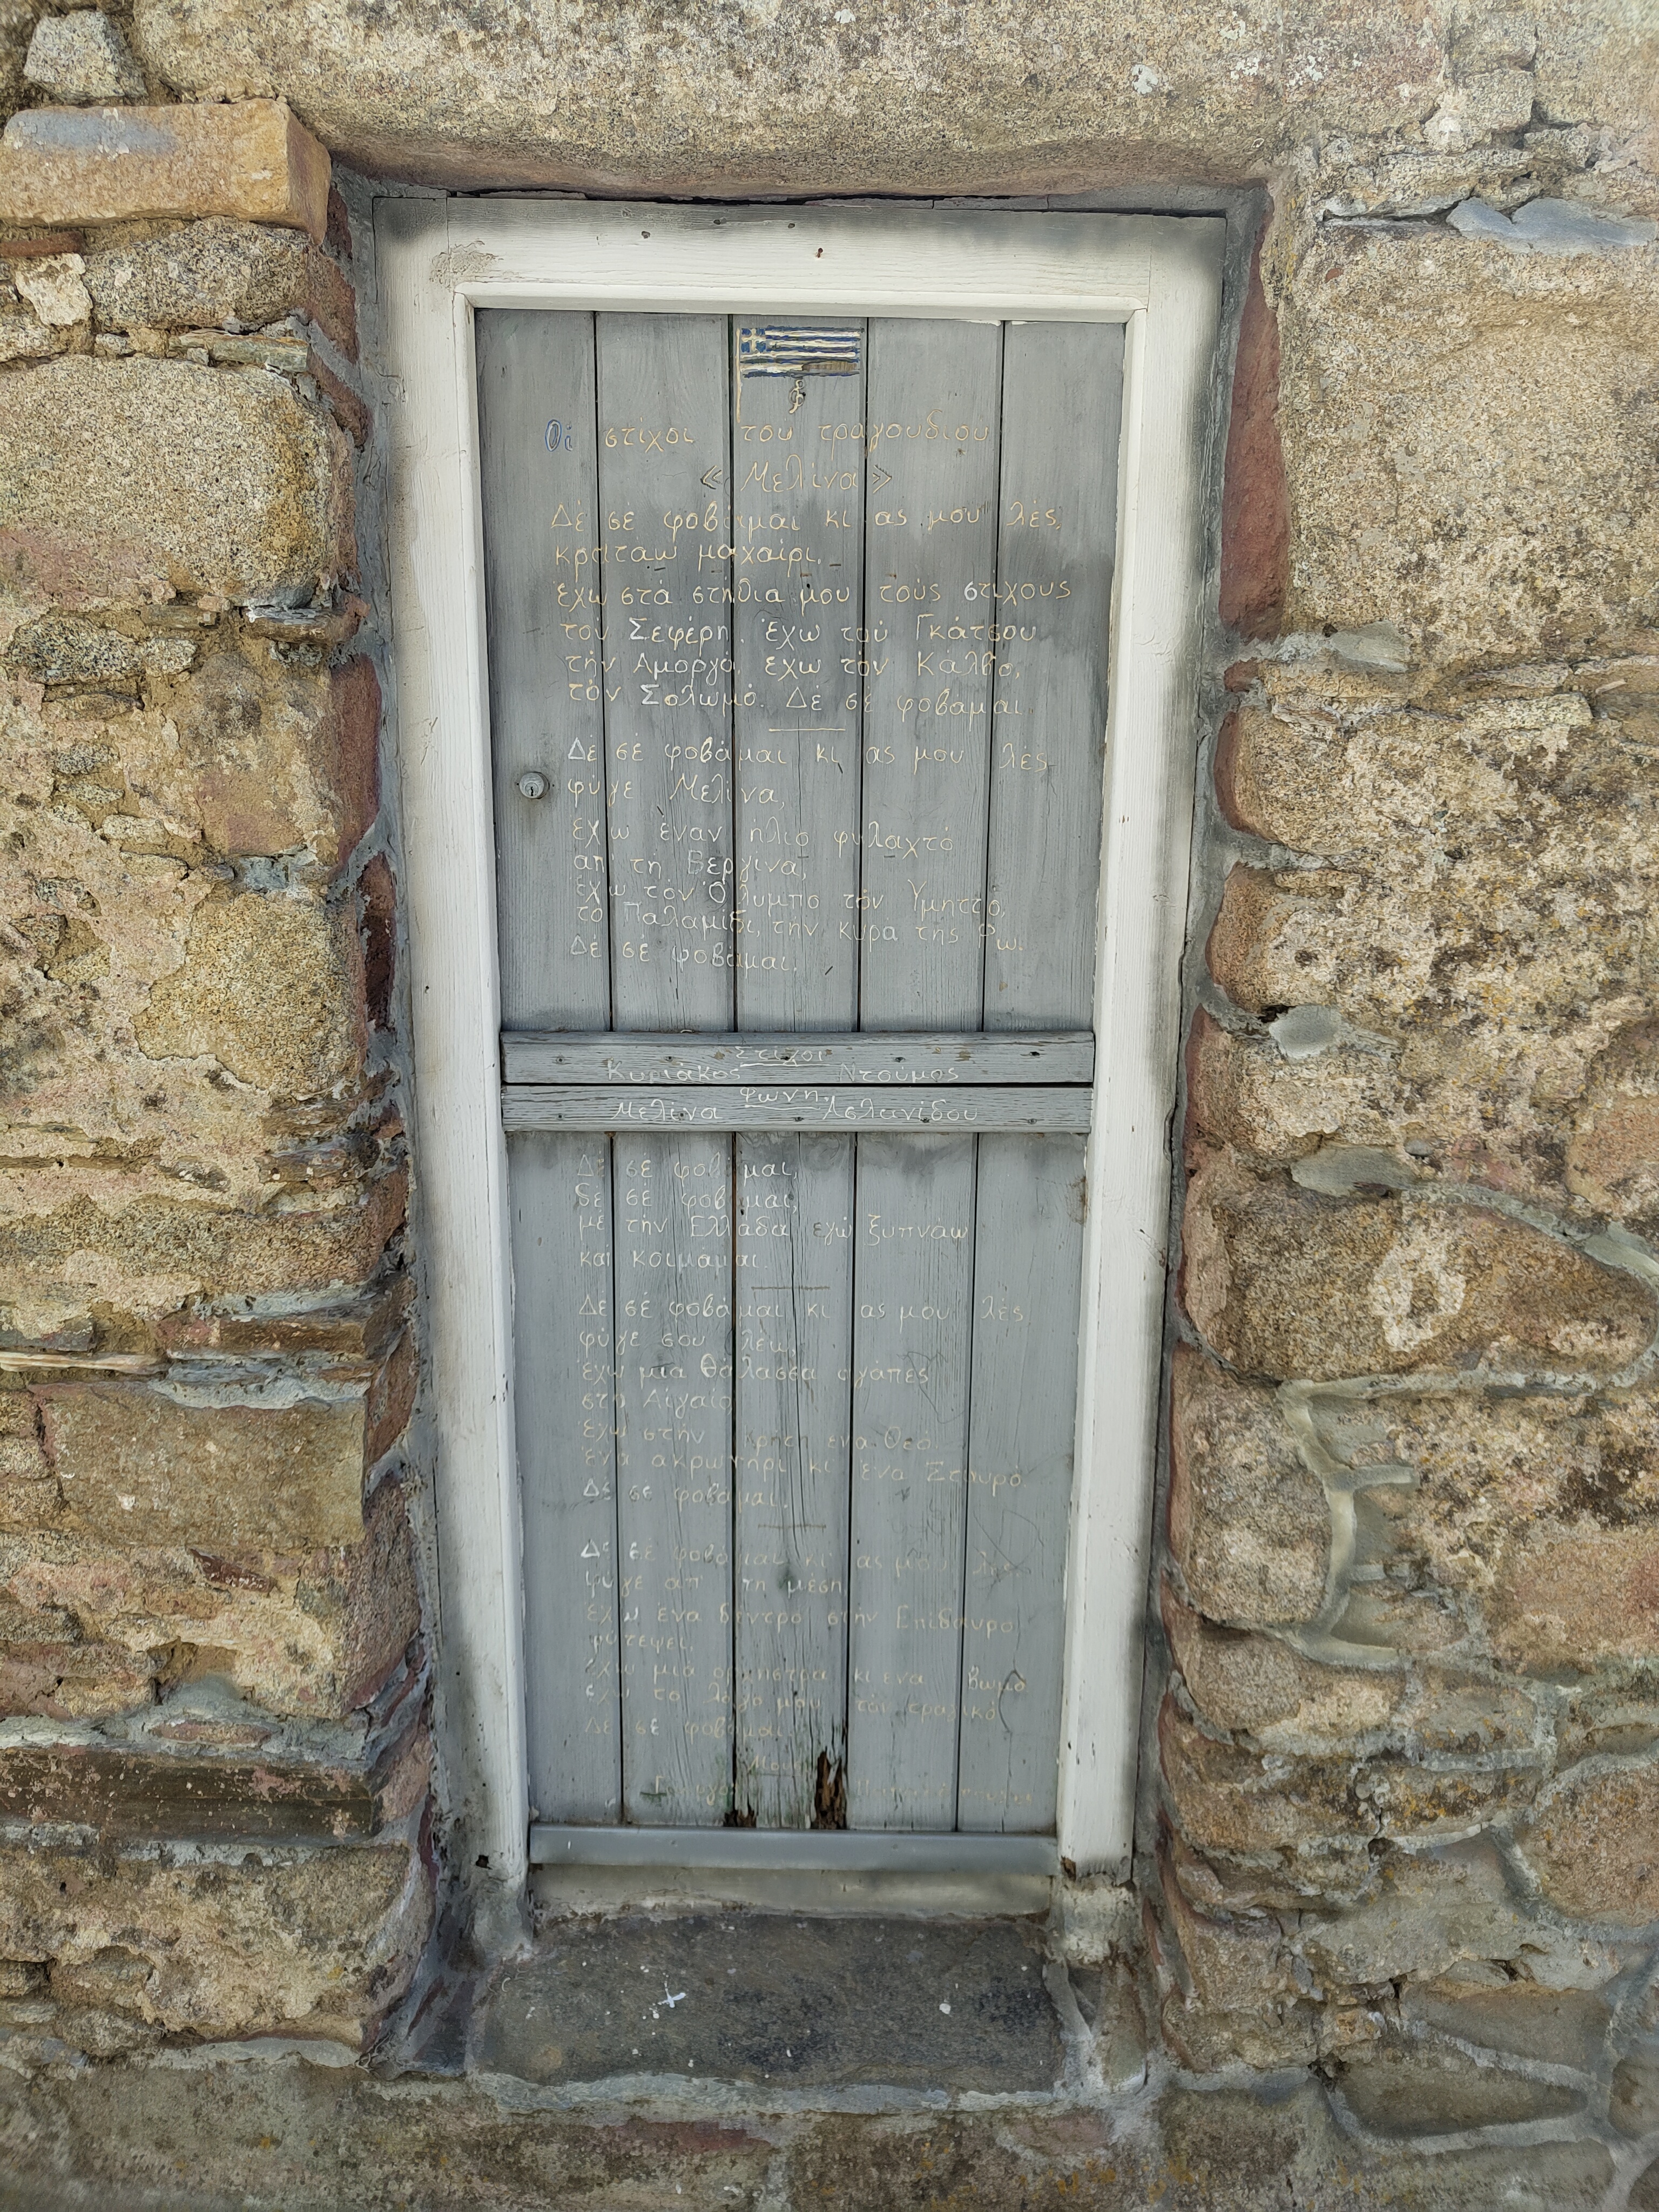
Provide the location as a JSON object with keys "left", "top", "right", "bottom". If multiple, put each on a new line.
{"left": 479, "top": 309, "right": 1123, "bottom": 1837}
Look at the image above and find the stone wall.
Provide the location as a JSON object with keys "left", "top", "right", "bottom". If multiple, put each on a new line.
{"left": 0, "top": 0, "right": 1655, "bottom": 2164}
{"left": 1152, "top": 57, "right": 1659, "bottom": 2114}
{"left": 0, "top": 73, "right": 432, "bottom": 2060}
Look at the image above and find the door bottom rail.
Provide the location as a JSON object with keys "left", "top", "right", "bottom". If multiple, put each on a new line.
{"left": 529, "top": 1825, "right": 1061, "bottom": 1876}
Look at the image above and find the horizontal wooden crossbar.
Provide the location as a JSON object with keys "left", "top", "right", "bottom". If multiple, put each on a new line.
{"left": 501, "top": 1084, "right": 1092, "bottom": 1133}
{"left": 502, "top": 1029, "right": 1094, "bottom": 1085}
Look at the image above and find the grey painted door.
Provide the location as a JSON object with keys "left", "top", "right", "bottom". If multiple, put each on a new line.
{"left": 480, "top": 309, "right": 1122, "bottom": 1836}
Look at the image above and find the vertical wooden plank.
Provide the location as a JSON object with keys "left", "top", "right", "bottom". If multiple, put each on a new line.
{"left": 956, "top": 1135, "right": 1087, "bottom": 1832}
{"left": 732, "top": 326, "right": 867, "bottom": 1031}
{"left": 612, "top": 1135, "right": 734, "bottom": 1824}
{"left": 597, "top": 315, "right": 734, "bottom": 1028}
{"left": 845, "top": 1133, "right": 976, "bottom": 1829}
{"left": 983, "top": 321, "right": 1123, "bottom": 1027}
{"left": 729, "top": 335, "right": 864, "bottom": 1829}
{"left": 858, "top": 321, "right": 1003, "bottom": 1028}
{"left": 476, "top": 310, "right": 610, "bottom": 1029}
{"left": 733, "top": 1134, "right": 855, "bottom": 1826}
{"left": 509, "top": 1131, "right": 621, "bottom": 1822}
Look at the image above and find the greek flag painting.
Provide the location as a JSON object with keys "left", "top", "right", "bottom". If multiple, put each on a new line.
{"left": 738, "top": 323, "right": 862, "bottom": 376}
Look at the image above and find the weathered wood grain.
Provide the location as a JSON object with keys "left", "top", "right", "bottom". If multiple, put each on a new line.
{"left": 733, "top": 1134, "right": 855, "bottom": 1826}
{"left": 983, "top": 321, "right": 1123, "bottom": 1028}
{"left": 502, "top": 1085, "right": 1092, "bottom": 1133}
{"left": 611, "top": 1134, "right": 735, "bottom": 1823}
{"left": 509, "top": 1132, "right": 621, "bottom": 1822}
{"left": 845, "top": 1132, "right": 977, "bottom": 1829}
{"left": 596, "top": 314, "right": 734, "bottom": 1027}
{"left": 477, "top": 309, "right": 609, "bottom": 1027}
{"left": 503, "top": 1030, "right": 1094, "bottom": 1083}
{"left": 733, "top": 327, "right": 867, "bottom": 1030}
{"left": 858, "top": 321, "right": 1003, "bottom": 1029}
{"left": 956, "top": 1135, "right": 1087, "bottom": 1832}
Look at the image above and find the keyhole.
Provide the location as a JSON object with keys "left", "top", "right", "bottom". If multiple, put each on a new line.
{"left": 517, "top": 771, "right": 548, "bottom": 800}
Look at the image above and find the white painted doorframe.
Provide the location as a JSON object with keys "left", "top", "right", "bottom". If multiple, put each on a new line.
{"left": 376, "top": 198, "right": 1222, "bottom": 1903}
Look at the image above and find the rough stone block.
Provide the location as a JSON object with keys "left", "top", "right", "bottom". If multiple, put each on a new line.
{"left": 0, "top": 1712, "right": 429, "bottom": 1842}
{"left": 1156, "top": 1867, "right": 1317, "bottom": 2073}
{"left": 130, "top": 0, "right": 1452, "bottom": 192}
{"left": 307, "top": 346, "right": 370, "bottom": 447}
{"left": 1365, "top": 2139, "right": 1616, "bottom": 2210}
{"left": 1157, "top": 1987, "right": 1317, "bottom": 2075}
{"left": 1557, "top": 1677, "right": 1659, "bottom": 1763}
{"left": 1163, "top": 1822, "right": 1375, "bottom": 1918}
{"left": 0, "top": 1591, "right": 157, "bottom": 1721}
{"left": 0, "top": 299, "right": 70, "bottom": 365}
{"left": 1183, "top": 1150, "right": 1655, "bottom": 1381}
{"left": 1161, "top": 1699, "right": 1371, "bottom": 1854}
{"left": 1297, "top": 1835, "right": 1633, "bottom": 1991}
{"left": 83, "top": 214, "right": 356, "bottom": 356}
{"left": 0, "top": 2, "right": 34, "bottom": 112}
{"left": 1186, "top": 1004, "right": 1374, "bottom": 1162}
{"left": 1163, "top": 1583, "right": 1401, "bottom": 1742}
{"left": 4, "top": 610, "right": 174, "bottom": 686}
{"left": 1162, "top": 1698, "right": 1534, "bottom": 1857}
{"left": 0, "top": 1390, "right": 56, "bottom": 1525}
{"left": 135, "top": 889, "right": 366, "bottom": 1098}
{"left": 1532, "top": 0, "right": 1659, "bottom": 155}
{"left": 1337, "top": 2042, "right": 1582, "bottom": 2137}
{"left": 155, "top": 1273, "right": 410, "bottom": 1361}
{"left": 1155, "top": 1851, "right": 1291, "bottom": 2018}
{"left": 1218, "top": 687, "right": 1631, "bottom": 860}
{"left": 0, "top": 100, "right": 329, "bottom": 241}
{"left": 1190, "top": 984, "right": 1659, "bottom": 1237}
{"left": 1274, "top": 224, "right": 1659, "bottom": 659}
{"left": 1166, "top": 1343, "right": 1330, "bottom": 1628}
{"left": 1212, "top": 683, "right": 1659, "bottom": 1122}
{"left": 0, "top": 2065, "right": 777, "bottom": 2207}
{"left": 33, "top": 1370, "right": 397, "bottom": 1555}
{"left": 1402, "top": 1978, "right": 1611, "bottom": 2074}
{"left": 1207, "top": 852, "right": 1652, "bottom": 1075}
{"left": 1422, "top": 68, "right": 1538, "bottom": 152}
{"left": 12, "top": 249, "right": 91, "bottom": 329}
{"left": 0, "top": 1830, "right": 430, "bottom": 2048}
{"left": 9, "top": 639, "right": 377, "bottom": 869}
{"left": 1299, "top": 1382, "right": 1659, "bottom": 1676}
{"left": 1518, "top": 1763, "right": 1659, "bottom": 1925}
{"left": 1166, "top": 1580, "right": 1539, "bottom": 1755}
{"left": 0, "top": 353, "right": 351, "bottom": 605}
{"left": 1448, "top": 12, "right": 1536, "bottom": 75}
{"left": 23, "top": 11, "right": 147, "bottom": 102}
{"left": 1485, "top": 1523, "right": 1659, "bottom": 1677}
{"left": 1564, "top": 926, "right": 1659, "bottom": 1196}
{"left": 1613, "top": 2050, "right": 1659, "bottom": 2137}
{"left": 0, "top": 1171, "right": 407, "bottom": 1347}
{"left": 160, "top": 643, "right": 377, "bottom": 868}
{"left": 1147, "top": 2087, "right": 1363, "bottom": 2211}
{"left": 338, "top": 1473, "right": 422, "bottom": 1709}
{"left": 0, "top": 1472, "right": 420, "bottom": 1722}
{"left": 1, "top": 677, "right": 397, "bottom": 1263}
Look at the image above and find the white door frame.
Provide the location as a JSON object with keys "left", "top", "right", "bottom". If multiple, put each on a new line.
{"left": 375, "top": 198, "right": 1222, "bottom": 1903}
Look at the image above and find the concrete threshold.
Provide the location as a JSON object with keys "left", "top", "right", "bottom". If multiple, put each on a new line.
{"left": 469, "top": 1910, "right": 1073, "bottom": 2099}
